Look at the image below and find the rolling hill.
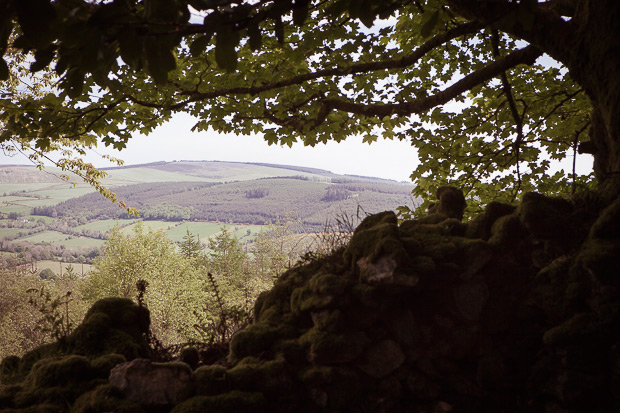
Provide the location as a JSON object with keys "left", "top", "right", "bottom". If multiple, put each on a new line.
{"left": 0, "top": 161, "right": 415, "bottom": 256}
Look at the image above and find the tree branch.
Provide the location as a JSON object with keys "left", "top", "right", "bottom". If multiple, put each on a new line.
{"left": 319, "top": 45, "right": 542, "bottom": 119}
{"left": 127, "top": 20, "right": 485, "bottom": 111}
{"left": 445, "top": 0, "right": 575, "bottom": 66}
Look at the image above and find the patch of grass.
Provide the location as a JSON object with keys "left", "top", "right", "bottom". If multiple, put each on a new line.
{"left": 102, "top": 167, "right": 207, "bottom": 184}
{"left": 164, "top": 222, "right": 226, "bottom": 243}
{"left": 121, "top": 220, "right": 179, "bottom": 235}
{"left": 75, "top": 219, "right": 137, "bottom": 233}
{"left": 16, "top": 231, "right": 104, "bottom": 248}
{"left": 0, "top": 227, "right": 28, "bottom": 238}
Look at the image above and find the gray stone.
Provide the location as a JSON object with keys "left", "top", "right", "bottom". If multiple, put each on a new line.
{"left": 358, "top": 339, "right": 405, "bottom": 378}
{"left": 452, "top": 278, "right": 489, "bottom": 321}
{"left": 358, "top": 255, "right": 419, "bottom": 288}
{"left": 109, "top": 358, "right": 193, "bottom": 406}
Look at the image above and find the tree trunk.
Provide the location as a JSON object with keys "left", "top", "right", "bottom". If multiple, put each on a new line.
{"left": 566, "top": 0, "right": 620, "bottom": 197}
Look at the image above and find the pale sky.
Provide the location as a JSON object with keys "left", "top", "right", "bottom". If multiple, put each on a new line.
{"left": 0, "top": 109, "right": 594, "bottom": 183}
{"left": 0, "top": 112, "right": 420, "bottom": 182}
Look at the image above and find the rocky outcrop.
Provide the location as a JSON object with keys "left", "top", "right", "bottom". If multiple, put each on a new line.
{"left": 1, "top": 189, "right": 619, "bottom": 412}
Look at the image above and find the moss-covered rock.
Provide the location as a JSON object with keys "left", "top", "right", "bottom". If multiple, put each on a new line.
{"left": 170, "top": 391, "right": 266, "bottom": 413}
{"left": 71, "top": 384, "right": 145, "bottom": 413}
{"left": 228, "top": 323, "right": 294, "bottom": 363}
{"left": 518, "top": 192, "right": 574, "bottom": 240}
{"left": 299, "top": 328, "right": 370, "bottom": 364}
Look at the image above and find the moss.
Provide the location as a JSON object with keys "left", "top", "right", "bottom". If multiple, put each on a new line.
{"left": 229, "top": 323, "right": 292, "bottom": 363}
{"left": 353, "top": 211, "right": 398, "bottom": 233}
{"left": 518, "top": 192, "right": 573, "bottom": 240}
{"left": 179, "top": 347, "right": 200, "bottom": 370}
{"left": 299, "top": 328, "right": 370, "bottom": 365}
{"left": 227, "top": 358, "right": 290, "bottom": 395}
{"left": 170, "top": 391, "right": 266, "bottom": 413}
{"left": 26, "top": 355, "right": 95, "bottom": 388}
{"left": 311, "top": 309, "right": 344, "bottom": 332}
{"left": 465, "top": 202, "right": 516, "bottom": 240}
{"left": 1, "top": 356, "right": 21, "bottom": 385}
{"left": 589, "top": 195, "right": 620, "bottom": 239}
{"left": 17, "top": 343, "right": 59, "bottom": 379}
{"left": 323, "top": 367, "right": 363, "bottom": 410}
{"left": 543, "top": 312, "right": 608, "bottom": 347}
{"left": 308, "top": 273, "right": 353, "bottom": 297}
{"left": 577, "top": 239, "right": 620, "bottom": 285}
{"left": 0, "top": 383, "right": 21, "bottom": 407}
{"left": 351, "top": 284, "right": 383, "bottom": 309}
{"left": 194, "top": 365, "right": 228, "bottom": 396}
{"left": 299, "top": 365, "right": 335, "bottom": 386}
{"left": 91, "top": 354, "right": 126, "bottom": 378}
{"left": 488, "top": 214, "right": 527, "bottom": 248}
{"left": 427, "top": 186, "right": 467, "bottom": 220}
{"left": 273, "top": 339, "right": 306, "bottom": 365}
{"left": 290, "top": 285, "right": 335, "bottom": 314}
{"left": 64, "top": 298, "right": 150, "bottom": 360}
{"left": 254, "top": 282, "right": 292, "bottom": 323}
{"left": 71, "top": 383, "right": 145, "bottom": 413}
{"left": 343, "top": 213, "right": 408, "bottom": 270}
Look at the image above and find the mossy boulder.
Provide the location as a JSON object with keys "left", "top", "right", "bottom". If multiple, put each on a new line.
{"left": 170, "top": 391, "right": 266, "bottom": 413}
{"left": 72, "top": 384, "right": 146, "bottom": 413}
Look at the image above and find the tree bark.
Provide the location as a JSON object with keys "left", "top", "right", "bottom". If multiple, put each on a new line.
{"left": 564, "top": 0, "right": 620, "bottom": 196}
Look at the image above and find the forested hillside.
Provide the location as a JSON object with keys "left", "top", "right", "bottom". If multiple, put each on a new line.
{"left": 37, "top": 178, "right": 413, "bottom": 228}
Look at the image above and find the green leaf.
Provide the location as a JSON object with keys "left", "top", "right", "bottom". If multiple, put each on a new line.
{"left": 0, "top": 58, "right": 8, "bottom": 81}
{"left": 420, "top": 11, "right": 440, "bottom": 39}
{"left": 30, "top": 47, "right": 55, "bottom": 72}
{"left": 215, "top": 27, "right": 239, "bottom": 72}
{"left": 247, "top": 22, "right": 262, "bottom": 51}
{"left": 146, "top": 41, "right": 176, "bottom": 83}
{"left": 292, "top": 1, "right": 309, "bottom": 27}
{"left": 359, "top": 3, "right": 376, "bottom": 28}
{"left": 274, "top": 16, "right": 285, "bottom": 44}
{"left": 190, "top": 34, "right": 213, "bottom": 57}
{"left": 118, "top": 27, "right": 144, "bottom": 68}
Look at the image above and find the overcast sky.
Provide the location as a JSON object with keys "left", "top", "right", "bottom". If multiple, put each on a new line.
{"left": 0, "top": 112, "right": 420, "bottom": 182}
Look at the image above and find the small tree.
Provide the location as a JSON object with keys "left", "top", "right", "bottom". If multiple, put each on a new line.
{"left": 180, "top": 228, "right": 203, "bottom": 259}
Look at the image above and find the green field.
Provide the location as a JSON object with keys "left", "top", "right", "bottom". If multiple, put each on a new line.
{"left": 0, "top": 204, "right": 31, "bottom": 214}
{"left": 0, "top": 183, "right": 59, "bottom": 193}
{"left": 25, "top": 215, "right": 56, "bottom": 224}
{"left": 0, "top": 228, "right": 28, "bottom": 238}
{"left": 121, "top": 220, "right": 180, "bottom": 235}
{"left": 17, "top": 231, "right": 104, "bottom": 248}
{"left": 75, "top": 219, "right": 137, "bottom": 233}
{"left": 103, "top": 167, "right": 206, "bottom": 185}
{"left": 163, "top": 222, "right": 265, "bottom": 243}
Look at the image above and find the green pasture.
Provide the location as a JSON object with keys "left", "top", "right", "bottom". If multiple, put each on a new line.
{"left": 164, "top": 222, "right": 265, "bottom": 243}
{"left": 0, "top": 204, "right": 30, "bottom": 214}
{"left": 103, "top": 167, "right": 206, "bottom": 185}
{"left": 17, "top": 231, "right": 104, "bottom": 248}
{"left": 0, "top": 183, "right": 57, "bottom": 194}
{"left": 75, "top": 219, "right": 137, "bottom": 233}
{"left": 0, "top": 227, "right": 28, "bottom": 238}
{"left": 165, "top": 222, "right": 226, "bottom": 243}
{"left": 33, "top": 185, "right": 96, "bottom": 203}
{"left": 121, "top": 220, "right": 180, "bottom": 235}
{"left": 25, "top": 215, "right": 55, "bottom": 224}
{"left": 1, "top": 195, "right": 32, "bottom": 203}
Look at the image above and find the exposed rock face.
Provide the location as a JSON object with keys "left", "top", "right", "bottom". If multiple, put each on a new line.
{"left": 2, "top": 190, "right": 619, "bottom": 413}
{"left": 109, "top": 358, "right": 193, "bottom": 406}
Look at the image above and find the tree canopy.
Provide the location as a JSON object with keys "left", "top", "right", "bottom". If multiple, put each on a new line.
{"left": 2, "top": 0, "right": 617, "bottom": 211}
